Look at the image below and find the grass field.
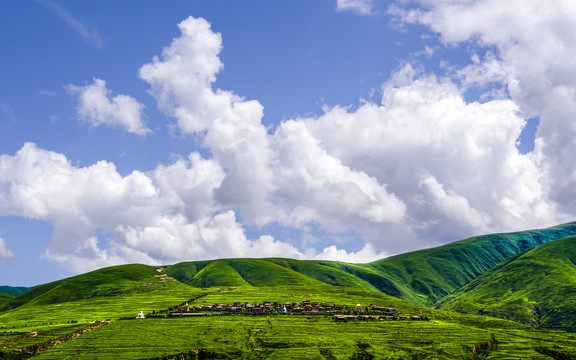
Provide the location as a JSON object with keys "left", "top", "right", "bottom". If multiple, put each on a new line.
{"left": 27, "top": 315, "right": 576, "bottom": 359}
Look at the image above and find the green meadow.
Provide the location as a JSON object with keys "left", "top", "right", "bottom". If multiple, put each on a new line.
{"left": 4, "top": 223, "right": 576, "bottom": 358}
{"left": 10, "top": 311, "right": 576, "bottom": 359}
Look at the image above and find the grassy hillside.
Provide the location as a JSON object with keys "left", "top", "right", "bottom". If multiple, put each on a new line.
{"left": 164, "top": 222, "right": 576, "bottom": 307}
{"left": 364, "top": 221, "right": 576, "bottom": 306}
{"left": 166, "top": 258, "right": 382, "bottom": 291}
{"left": 0, "top": 264, "right": 202, "bottom": 315}
{"left": 0, "top": 293, "right": 15, "bottom": 306}
{"left": 436, "top": 235, "right": 576, "bottom": 331}
{"left": 3, "top": 222, "right": 572, "bottom": 314}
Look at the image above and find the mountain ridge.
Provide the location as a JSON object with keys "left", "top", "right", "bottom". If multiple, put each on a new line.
{"left": 3, "top": 221, "right": 576, "bottom": 318}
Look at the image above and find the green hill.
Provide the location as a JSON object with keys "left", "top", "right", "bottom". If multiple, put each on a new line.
{"left": 165, "top": 258, "right": 380, "bottom": 290}
{"left": 0, "top": 286, "right": 31, "bottom": 306}
{"left": 363, "top": 221, "right": 576, "bottom": 306}
{"left": 0, "top": 293, "right": 15, "bottom": 306}
{"left": 436, "top": 235, "right": 576, "bottom": 330}
{"left": 164, "top": 222, "right": 576, "bottom": 306}
{"left": 0, "top": 264, "right": 197, "bottom": 313}
{"left": 3, "top": 222, "right": 576, "bottom": 328}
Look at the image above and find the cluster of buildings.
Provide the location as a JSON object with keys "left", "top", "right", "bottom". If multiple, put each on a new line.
{"left": 169, "top": 300, "right": 411, "bottom": 318}
{"left": 172, "top": 299, "right": 348, "bottom": 316}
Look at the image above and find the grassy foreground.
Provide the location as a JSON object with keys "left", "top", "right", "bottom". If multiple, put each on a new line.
{"left": 20, "top": 315, "right": 576, "bottom": 359}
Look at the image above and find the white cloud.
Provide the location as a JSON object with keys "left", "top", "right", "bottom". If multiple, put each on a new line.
{"left": 136, "top": 15, "right": 558, "bottom": 257}
{"left": 139, "top": 15, "right": 409, "bottom": 242}
{"left": 139, "top": 17, "right": 276, "bottom": 223}
{"left": 4, "top": 6, "right": 576, "bottom": 273}
{"left": 297, "top": 66, "right": 559, "bottom": 248}
{"left": 272, "top": 118, "right": 407, "bottom": 233}
{"left": 68, "top": 78, "right": 150, "bottom": 136}
{"left": 0, "top": 143, "right": 301, "bottom": 273}
{"left": 315, "top": 243, "right": 388, "bottom": 263}
{"left": 0, "top": 237, "right": 13, "bottom": 262}
{"left": 336, "top": 0, "right": 375, "bottom": 15}
{"left": 393, "top": 0, "right": 576, "bottom": 223}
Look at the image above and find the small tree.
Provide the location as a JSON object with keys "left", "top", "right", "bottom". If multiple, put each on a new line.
{"left": 349, "top": 341, "right": 374, "bottom": 360}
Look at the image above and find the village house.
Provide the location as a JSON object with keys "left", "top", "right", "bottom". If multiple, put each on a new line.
{"left": 166, "top": 298, "right": 414, "bottom": 321}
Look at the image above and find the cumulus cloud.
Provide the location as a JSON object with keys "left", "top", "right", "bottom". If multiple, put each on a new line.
{"left": 0, "top": 237, "right": 13, "bottom": 262}
{"left": 135, "top": 15, "right": 561, "bottom": 257}
{"left": 290, "top": 66, "right": 557, "bottom": 249}
{"left": 4, "top": 4, "right": 576, "bottom": 272}
{"left": 138, "top": 16, "right": 407, "bottom": 237}
{"left": 315, "top": 243, "right": 388, "bottom": 263}
{"left": 336, "top": 0, "right": 375, "bottom": 15}
{"left": 272, "top": 118, "right": 406, "bottom": 233}
{"left": 392, "top": 0, "right": 576, "bottom": 223}
{"left": 139, "top": 17, "right": 275, "bottom": 222}
{"left": 68, "top": 78, "right": 150, "bottom": 136}
{"left": 0, "top": 143, "right": 301, "bottom": 272}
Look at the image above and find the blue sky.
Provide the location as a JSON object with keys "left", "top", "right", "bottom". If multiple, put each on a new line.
{"left": 1, "top": 0, "right": 574, "bottom": 286}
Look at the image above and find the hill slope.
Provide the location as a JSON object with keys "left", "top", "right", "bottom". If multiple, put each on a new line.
{"left": 436, "top": 235, "right": 576, "bottom": 330}
{"left": 0, "top": 264, "right": 194, "bottom": 312}
{"left": 165, "top": 258, "right": 383, "bottom": 291}
{"left": 4, "top": 222, "right": 575, "bottom": 315}
{"left": 362, "top": 222, "right": 576, "bottom": 305}
{"left": 164, "top": 222, "right": 576, "bottom": 306}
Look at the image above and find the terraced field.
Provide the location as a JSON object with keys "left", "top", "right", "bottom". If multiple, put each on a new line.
{"left": 24, "top": 314, "right": 576, "bottom": 359}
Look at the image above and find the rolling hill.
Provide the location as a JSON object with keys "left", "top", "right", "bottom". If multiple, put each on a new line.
{"left": 0, "top": 264, "right": 196, "bottom": 313}
{"left": 363, "top": 221, "right": 576, "bottom": 305}
{"left": 163, "top": 221, "right": 576, "bottom": 306}
{"left": 2, "top": 221, "right": 576, "bottom": 328}
{"left": 0, "top": 286, "right": 32, "bottom": 307}
{"left": 436, "top": 235, "right": 576, "bottom": 331}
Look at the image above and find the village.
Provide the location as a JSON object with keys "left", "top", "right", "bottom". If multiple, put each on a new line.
{"left": 164, "top": 300, "right": 427, "bottom": 321}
